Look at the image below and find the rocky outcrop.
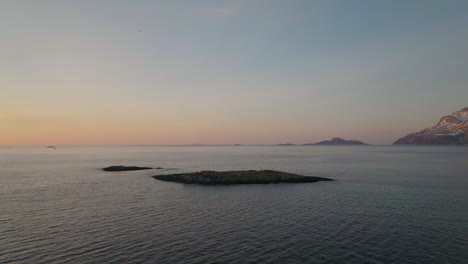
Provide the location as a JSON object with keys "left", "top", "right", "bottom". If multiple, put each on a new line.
{"left": 304, "top": 137, "right": 368, "bottom": 145}
{"left": 153, "top": 170, "right": 332, "bottom": 185}
{"left": 394, "top": 107, "right": 468, "bottom": 145}
{"left": 103, "top": 166, "right": 153, "bottom": 172}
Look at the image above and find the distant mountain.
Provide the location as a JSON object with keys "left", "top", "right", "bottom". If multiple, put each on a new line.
{"left": 304, "top": 137, "right": 368, "bottom": 145}
{"left": 393, "top": 106, "right": 468, "bottom": 145}
{"left": 277, "top": 143, "right": 296, "bottom": 146}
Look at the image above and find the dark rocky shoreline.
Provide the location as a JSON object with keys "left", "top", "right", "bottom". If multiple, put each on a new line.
{"left": 153, "top": 170, "right": 333, "bottom": 185}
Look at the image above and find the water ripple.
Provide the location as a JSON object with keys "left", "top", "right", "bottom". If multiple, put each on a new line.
{"left": 1, "top": 146, "right": 467, "bottom": 263}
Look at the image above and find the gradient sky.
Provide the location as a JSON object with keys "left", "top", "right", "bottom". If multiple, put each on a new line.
{"left": 1, "top": 0, "right": 468, "bottom": 145}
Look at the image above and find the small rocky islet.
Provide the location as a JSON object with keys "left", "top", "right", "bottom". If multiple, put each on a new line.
{"left": 103, "top": 166, "right": 155, "bottom": 172}
{"left": 153, "top": 170, "right": 333, "bottom": 185}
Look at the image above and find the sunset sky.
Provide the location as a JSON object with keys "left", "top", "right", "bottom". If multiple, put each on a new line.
{"left": 2, "top": 0, "right": 468, "bottom": 145}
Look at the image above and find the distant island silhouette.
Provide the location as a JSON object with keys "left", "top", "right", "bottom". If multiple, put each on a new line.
{"left": 303, "top": 137, "right": 368, "bottom": 145}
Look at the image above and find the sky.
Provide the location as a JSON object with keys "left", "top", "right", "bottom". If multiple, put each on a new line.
{"left": 1, "top": 0, "right": 468, "bottom": 145}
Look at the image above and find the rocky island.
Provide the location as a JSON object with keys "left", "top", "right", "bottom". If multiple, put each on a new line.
{"left": 304, "top": 137, "right": 368, "bottom": 145}
{"left": 103, "top": 166, "right": 153, "bottom": 172}
{"left": 153, "top": 170, "right": 332, "bottom": 185}
{"left": 394, "top": 106, "right": 468, "bottom": 145}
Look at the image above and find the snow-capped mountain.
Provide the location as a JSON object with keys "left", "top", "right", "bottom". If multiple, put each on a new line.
{"left": 393, "top": 107, "right": 468, "bottom": 145}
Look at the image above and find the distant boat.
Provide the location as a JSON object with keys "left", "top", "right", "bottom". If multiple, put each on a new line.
{"left": 46, "top": 146, "right": 56, "bottom": 149}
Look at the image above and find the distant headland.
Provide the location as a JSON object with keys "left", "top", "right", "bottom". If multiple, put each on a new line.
{"left": 393, "top": 106, "right": 468, "bottom": 145}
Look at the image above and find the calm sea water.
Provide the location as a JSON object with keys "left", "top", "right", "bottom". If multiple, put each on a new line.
{"left": 1, "top": 145, "right": 467, "bottom": 264}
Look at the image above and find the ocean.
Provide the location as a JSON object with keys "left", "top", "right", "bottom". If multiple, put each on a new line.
{"left": 1, "top": 145, "right": 467, "bottom": 264}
